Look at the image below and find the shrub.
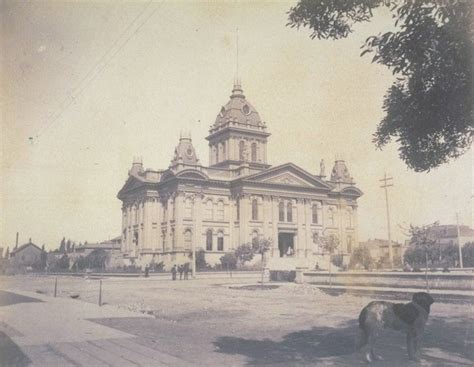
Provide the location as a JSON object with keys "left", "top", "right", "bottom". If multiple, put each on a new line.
{"left": 220, "top": 253, "right": 237, "bottom": 270}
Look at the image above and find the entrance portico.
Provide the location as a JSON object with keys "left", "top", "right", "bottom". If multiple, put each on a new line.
{"left": 278, "top": 232, "right": 295, "bottom": 257}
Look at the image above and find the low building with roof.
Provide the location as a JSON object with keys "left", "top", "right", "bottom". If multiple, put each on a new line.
{"left": 9, "top": 239, "right": 44, "bottom": 268}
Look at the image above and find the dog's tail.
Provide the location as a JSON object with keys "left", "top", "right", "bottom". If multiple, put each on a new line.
{"left": 357, "top": 306, "right": 369, "bottom": 349}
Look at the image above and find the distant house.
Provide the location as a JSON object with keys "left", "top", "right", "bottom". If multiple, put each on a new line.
{"left": 427, "top": 224, "right": 474, "bottom": 247}
{"left": 73, "top": 236, "right": 121, "bottom": 257}
{"left": 10, "top": 240, "right": 44, "bottom": 268}
{"left": 359, "top": 238, "right": 405, "bottom": 265}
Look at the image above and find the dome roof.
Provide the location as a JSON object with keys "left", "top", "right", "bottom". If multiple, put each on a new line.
{"left": 214, "top": 83, "right": 262, "bottom": 128}
{"left": 330, "top": 160, "right": 353, "bottom": 183}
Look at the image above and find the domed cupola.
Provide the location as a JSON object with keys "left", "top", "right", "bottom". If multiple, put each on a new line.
{"left": 170, "top": 132, "right": 200, "bottom": 168}
{"left": 330, "top": 160, "right": 353, "bottom": 183}
{"left": 214, "top": 83, "right": 263, "bottom": 129}
{"left": 206, "top": 82, "right": 271, "bottom": 170}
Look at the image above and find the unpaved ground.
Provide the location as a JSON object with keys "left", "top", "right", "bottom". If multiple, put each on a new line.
{"left": 1, "top": 275, "right": 473, "bottom": 366}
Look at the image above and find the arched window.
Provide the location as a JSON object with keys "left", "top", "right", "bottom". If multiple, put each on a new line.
{"left": 279, "top": 201, "right": 285, "bottom": 222}
{"left": 216, "top": 144, "right": 219, "bottom": 162}
{"left": 185, "top": 197, "right": 193, "bottom": 218}
{"left": 216, "top": 201, "right": 224, "bottom": 221}
{"left": 251, "top": 142, "right": 257, "bottom": 162}
{"left": 312, "top": 204, "right": 318, "bottom": 224}
{"left": 239, "top": 141, "right": 245, "bottom": 161}
{"left": 251, "top": 199, "right": 258, "bottom": 220}
{"left": 184, "top": 229, "right": 192, "bottom": 250}
{"left": 206, "top": 229, "right": 213, "bottom": 251}
{"left": 217, "top": 232, "right": 224, "bottom": 251}
{"left": 287, "top": 202, "right": 293, "bottom": 222}
{"left": 171, "top": 228, "right": 175, "bottom": 249}
{"left": 205, "top": 200, "right": 213, "bottom": 220}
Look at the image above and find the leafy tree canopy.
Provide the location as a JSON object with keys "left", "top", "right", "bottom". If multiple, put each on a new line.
{"left": 288, "top": 0, "right": 472, "bottom": 172}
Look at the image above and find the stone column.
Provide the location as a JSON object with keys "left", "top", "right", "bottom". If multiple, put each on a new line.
{"left": 271, "top": 196, "right": 279, "bottom": 258}
{"left": 174, "top": 193, "right": 184, "bottom": 251}
{"left": 296, "top": 199, "right": 305, "bottom": 258}
{"left": 239, "top": 194, "right": 249, "bottom": 244}
{"left": 228, "top": 197, "right": 234, "bottom": 250}
{"left": 166, "top": 196, "right": 172, "bottom": 252}
{"left": 305, "top": 199, "right": 312, "bottom": 258}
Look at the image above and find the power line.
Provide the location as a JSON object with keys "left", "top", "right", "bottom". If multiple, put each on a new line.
{"left": 380, "top": 173, "right": 394, "bottom": 269}
{"left": 33, "top": 0, "right": 164, "bottom": 140}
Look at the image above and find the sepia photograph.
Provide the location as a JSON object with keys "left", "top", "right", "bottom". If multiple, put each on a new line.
{"left": 1, "top": 0, "right": 472, "bottom": 366}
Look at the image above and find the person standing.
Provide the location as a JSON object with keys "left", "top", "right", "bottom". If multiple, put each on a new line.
{"left": 171, "top": 264, "right": 177, "bottom": 280}
{"left": 178, "top": 264, "right": 184, "bottom": 280}
{"left": 184, "top": 263, "right": 189, "bottom": 280}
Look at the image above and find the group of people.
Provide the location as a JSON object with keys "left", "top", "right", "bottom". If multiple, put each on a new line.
{"left": 171, "top": 263, "right": 191, "bottom": 280}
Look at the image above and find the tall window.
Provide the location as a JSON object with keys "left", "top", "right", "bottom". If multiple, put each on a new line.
{"left": 162, "top": 230, "right": 167, "bottom": 252}
{"left": 171, "top": 228, "right": 175, "bottom": 249}
{"left": 347, "top": 236, "right": 353, "bottom": 254}
{"left": 287, "top": 202, "right": 293, "bottom": 222}
{"left": 236, "top": 199, "right": 240, "bottom": 220}
{"left": 279, "top": 201, "right": 285, "bottom": 222}
{"left": 184, "top": 229, "right": 192, "bottom": 250}
{"left": 346, "top": 208, "right": 353, "bottom": 228}
{"left": 206, "top": 229, "right": 213, "bottom": 251}
{"left": 222, "top": 142, "right": 226, "bottom": 160}
{"left": 217, "top": 232, "right": 224, "bottom": 251}
{"left": 163, "top": 201, "right": 167, "bottom": 221}
{"left": 205, "top": 200, "right": 213, "bottom": 220}
{"left": 252, "top": 231, "right": 259, "bottom": 247}
{"left": 216, "top": 201, "right": 224, "bottom": 221}
{"left": 251, "top": 199, "right": 258, "bottom": 220}
{"left": 251, "top": 142, "right": 257, "bottom": 162}
{"left": 185, "top": 197, "right": 193, "bottom": 218}
{"left": 239, "top": 141, "right": 245, "bottom": 160}
{"left": 312, "top": 204, "right": 318, "bottom": 224}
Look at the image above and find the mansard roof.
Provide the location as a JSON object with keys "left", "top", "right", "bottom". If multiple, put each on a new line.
{"left": 214, "top": 83, "right": 262, "bottom": 128}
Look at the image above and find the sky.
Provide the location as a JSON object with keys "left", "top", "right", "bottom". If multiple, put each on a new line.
{"left": 1, "top": 0, "right": 472, "bottom": 250}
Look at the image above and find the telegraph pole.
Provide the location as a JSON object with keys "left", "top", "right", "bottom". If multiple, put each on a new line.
{"left": 456, "top": 212, "right": 463, "bottom": 268}
{"left": 380, "top": 173, "right": 394, "bottom": 269}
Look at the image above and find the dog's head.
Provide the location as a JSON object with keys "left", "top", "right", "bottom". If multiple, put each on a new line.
{"left": 412, "top": 292, "right": 434, "bottom": 313}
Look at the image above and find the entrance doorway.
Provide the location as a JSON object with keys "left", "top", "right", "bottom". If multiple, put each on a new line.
{"left": 278, "top": 233, "right": 295, "bottom": 257}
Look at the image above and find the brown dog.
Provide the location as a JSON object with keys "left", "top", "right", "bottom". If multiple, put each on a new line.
{"left": 358, "top": 292, "right": 434, "bottom": 362}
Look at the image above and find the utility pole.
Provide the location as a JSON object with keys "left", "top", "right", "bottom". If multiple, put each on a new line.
{"left": 380, "top": 173, "right": 394, "bottom": 269}
{"left": 456, "top": 212, "right": 463, "bottom": 268}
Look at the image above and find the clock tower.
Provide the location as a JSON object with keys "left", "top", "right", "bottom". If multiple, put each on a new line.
{"left": 206, "top": 83, "right": 271, "bottom": 170}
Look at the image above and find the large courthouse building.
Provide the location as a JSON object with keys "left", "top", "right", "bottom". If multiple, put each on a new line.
{"left": 117, "top": 83, "right": 362, "bottom": 269}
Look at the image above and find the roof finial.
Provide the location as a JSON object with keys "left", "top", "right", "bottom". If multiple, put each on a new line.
{"left": 234, "top": 27, "right": 240, "bottom": 87}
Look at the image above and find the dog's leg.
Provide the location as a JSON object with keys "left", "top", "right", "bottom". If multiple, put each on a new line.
{"left": 407, "top": 331, "right": 419, "bottom": 361}
{"left": 365, "top": 331, "right": 380, "bottom": 363}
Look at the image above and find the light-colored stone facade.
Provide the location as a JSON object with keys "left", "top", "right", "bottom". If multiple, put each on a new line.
{"left": 117, "top": 83, "right": 363, "bottom": 270}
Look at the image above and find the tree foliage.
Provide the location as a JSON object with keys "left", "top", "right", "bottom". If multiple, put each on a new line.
{"left": 220, "top": 253, "right": 238, "bottom": 270}
{"left": 462, "top": 242, "right": 474, "bottom": 267}
{"left": 349, "top": 245, "right": 374, "bottom": 270}
{"left": 234, "top": 243, "right": 255, "bottom": 266}
{"left": 320, "top": 234, "right": 340, "bottom": 255}
{"left": 288, "top": 0, "right": 472, "bottom": 172}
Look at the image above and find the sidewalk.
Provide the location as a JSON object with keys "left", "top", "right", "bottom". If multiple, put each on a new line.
{"left": 0, "top": 289, "right": 195, "bottom": 366}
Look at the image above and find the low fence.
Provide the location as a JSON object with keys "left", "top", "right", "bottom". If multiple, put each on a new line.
{"left": 300, "top": 271, "right": 474, "bottom": 291}
{"left": 34, "top": 270, "right": 262, "bottom": 279}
